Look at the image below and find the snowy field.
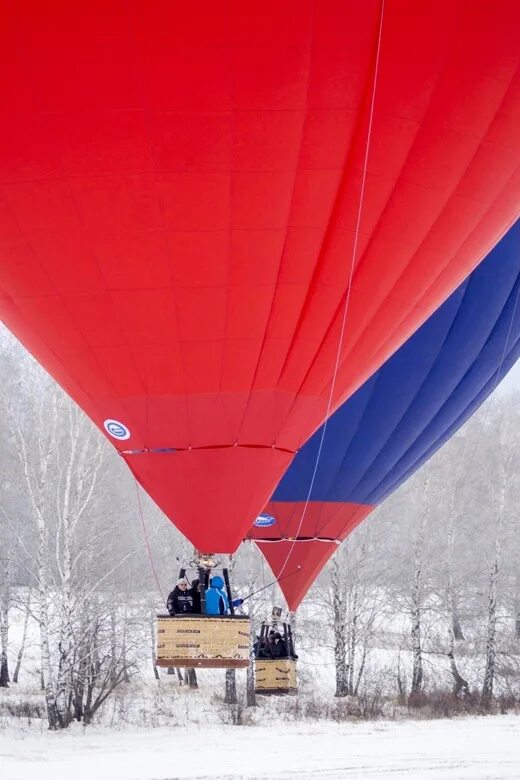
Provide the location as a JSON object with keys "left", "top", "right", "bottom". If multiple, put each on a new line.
{"left": 3, "top": 608, "right": 520, "bottom": 779}
{"left": 2, "top": 715, "right": 520, "bottom": 779}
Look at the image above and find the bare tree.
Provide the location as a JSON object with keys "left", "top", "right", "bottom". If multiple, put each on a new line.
{"left": 445, "top": 490, "right": 465, "bottom": 641}
{"left": 8, "top": 387, "right": 61, "bottom": 728}
{"left": 149, "top": 609, "right": 160, "bottom": 681}
{"left": 479, "top": 401, "right": 518, "bottom": 707}
{"left": 410, "top": 474, "right": 430, "bottom": 699}
{"left": 12, "top": 589, "right": 31, "bottom": 684}
{"left": 0, "top": 554, "right": 11, "bottom": 687}
{"left": 74, "top": 596, "right": 137, "bottom": 725}
{"left": 224, "top": 668, "right": 237, "bottom": 704}
{"left": 329, "top": 553, "right": 348, "bottom": 697}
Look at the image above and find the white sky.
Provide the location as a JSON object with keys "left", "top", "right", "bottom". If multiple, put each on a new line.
{"left": 495, "top": 357, "right": 520, "bottom": 395}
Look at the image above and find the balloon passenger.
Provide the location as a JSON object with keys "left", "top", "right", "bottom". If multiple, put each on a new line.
{"left": 205, "top": 576, "right": 230, "bottom": 615}
{"left": 254, "top": 636, "right": 270, "bottom": 659}
{"left": 203, "top": 575, "right": 244, "bottom": 615}
{"left": 166, "top": 578, "right": 193, "bottom": 615}
{"left": 268, "top": 631, "right": 288, "bottom": 658}
{"left": 190, "top": 579, "right": 202, "bottom": 614}
{"left": 253, "top": 634, "right": 270, "bottom": 658}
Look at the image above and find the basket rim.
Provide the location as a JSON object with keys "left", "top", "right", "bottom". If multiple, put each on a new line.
{"left": 156, "top": 658, "right": 249, "bottom": 669}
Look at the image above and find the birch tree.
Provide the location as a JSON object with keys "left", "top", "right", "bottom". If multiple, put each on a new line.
{"left": 328, "top": 552, "right": 349, "bottom": 697}
{"left": 5, "top": 383, "right": 61, "bottom": 728}
{"left": 53, "top": 400, "right": 106, "bottom": 726}
{"left": 0, "top": 554, "right": 11, "bottom": 687}
{"left": 12, "top": 590, "right": 31, "bottom": 683}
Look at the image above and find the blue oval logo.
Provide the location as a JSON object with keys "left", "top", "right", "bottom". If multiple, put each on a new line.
{"left": 104, "top": 419, "right": 131, "bottom": 441}
{"left": 254, "top": 514, "right": 276, "bottom": 528}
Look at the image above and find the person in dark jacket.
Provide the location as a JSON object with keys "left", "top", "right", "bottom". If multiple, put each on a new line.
{"left": 190, "top": 578, "right": 201, "bottom": 614}
{"left": 166, "top": 578, "right": 193, "bottom": 615}
{"left": 254, "top": 634, "right": 269, "bottom": 658}
{"left": 268, "top": 631, "right": 288, "bottom": 658}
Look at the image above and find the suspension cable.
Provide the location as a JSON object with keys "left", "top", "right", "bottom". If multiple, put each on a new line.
{"left": 277, "top": 0, "right": 386, "bottom": 578}
{"left": 134, "top": 479, "right": 165, "bottom": 603}
{"left": 261, "top": 553, "right": 268, "bottom": 622}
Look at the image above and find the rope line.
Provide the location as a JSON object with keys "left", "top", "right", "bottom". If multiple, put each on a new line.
{"left": 276, "top": 0, "right": 386, "bottom": 579}
{"left": 261, "top": 553, "right": 268, "bottom": 622}
{"left": 134, "top": 479, "right": 165, "bottom": 603}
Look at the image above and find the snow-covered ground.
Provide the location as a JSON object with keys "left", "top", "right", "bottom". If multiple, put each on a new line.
{"left": 3, "top": 602, "right": 520, "bottom": 779}
{"left": 2, "top": 716, "right": 520, "bottom": 779}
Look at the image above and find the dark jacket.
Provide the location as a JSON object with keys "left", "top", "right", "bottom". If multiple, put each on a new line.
{"left": 268, "top": 635, "right": 288, "bottom": 659}
{"left": 190, "top": 581, "right": 202, "bottom": 614}
{"left": 254, "top": 638, "right": 269, "bottom": 659}
{"left": 167, "top": 587, "right": 193, "bottom": 615}
{"left": 258, "top": 642, "right": 271, "bottom": 659}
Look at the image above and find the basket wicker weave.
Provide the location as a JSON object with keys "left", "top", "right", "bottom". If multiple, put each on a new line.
{"left": 254, "top": 658, "right": 297, "bottom": 694}
{"left": 156, "top": 615, "right": 250, "bottom": 669}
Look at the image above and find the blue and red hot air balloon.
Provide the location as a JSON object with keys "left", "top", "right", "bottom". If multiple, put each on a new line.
{"left": 251, "top": 221, "right": 520, "bottom": 611}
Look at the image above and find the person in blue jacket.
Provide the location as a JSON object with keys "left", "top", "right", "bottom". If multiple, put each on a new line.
{"left": 205, "top": 576, "right": 230, "bottom": 615}
{"left": 204, "top": 576, "right": 244, "bottom": 615}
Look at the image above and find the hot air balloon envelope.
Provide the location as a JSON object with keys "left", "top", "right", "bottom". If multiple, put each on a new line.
{"left": 1, "top": 2, "right": 520, "bottom": 551}
{"left": 254, "top": 221, "right": 520, "bottom": 610}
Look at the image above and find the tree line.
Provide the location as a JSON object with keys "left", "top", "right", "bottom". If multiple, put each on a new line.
{"left": 1, "top": 327, "right": 519, "bottom": 727}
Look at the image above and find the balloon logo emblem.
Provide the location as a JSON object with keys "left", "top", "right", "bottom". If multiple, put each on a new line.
{"left": 104, "top": 419, "right": 131, "bottom": 441}
{"left": 254, "top": 514, "right": 276, "bottom": 528}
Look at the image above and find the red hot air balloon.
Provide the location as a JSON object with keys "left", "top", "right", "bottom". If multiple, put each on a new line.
{"left": 0, "top": 2, "right": 519, "bottom": 553}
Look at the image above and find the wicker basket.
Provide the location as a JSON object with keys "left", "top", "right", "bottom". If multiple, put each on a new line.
{"left": 156, "top": 614, "right": 250, "bottom": 669}
{"left": 254, "top": 658, "right": 297, "bottom": 694}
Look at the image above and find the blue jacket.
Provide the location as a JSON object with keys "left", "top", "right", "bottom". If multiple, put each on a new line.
{"left": 205, "top": 576, "right": 230, "bottom": 615}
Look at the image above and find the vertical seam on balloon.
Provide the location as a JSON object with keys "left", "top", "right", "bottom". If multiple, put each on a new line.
{"left": 307, "top": 11, "right": 515, "bottom": 407}
{"left": 337, "top": 503, "right": 373, "bottom": 545}
{"left": 317, "top": 232, "right": 520, "bottom": 526}
{"left": 323, "top": 68, "right": 520, "bottom": 406}
{"left": 328, "top": 167, "right": 518, "bottom": 437}
{"left": 219, "top": 13, "right": 234, "bottom": 436}
{"left": 361, "top": 283, "right": 484, "bottom": 499}
{"left": 125, "top": 8, "right": 193, "bottom": 446}
{"left": 375, "top": 329, "right": 520, "bottom": 503}
{"left": 271, "top": 2, "right": 461, "bottom": 417}
{"left": 399, "top": 158, "right": 520, "bottom": 329}
{"left": 0, "top": 289, "right": 104, "bottom": 427}
{"left": 6, "top": 169, "right": 137, "bottom": 426}
{"left": 270, "top": 46, "right": 385, "bottom": 393}
{"left": 51, "top": 4, "right": 153, "bottom": 427}
{"left": 233, "top": 2, "right": 316, "bottom": 445}
{"left": 369, "top": 252, "right": 520, "bottom": 501}
{"left": 276, "top": 0, "right": 386, "bottom": 580}
{"left": 325, "top": 285, "right": 469, "bottom": 518}
{"left": 372, "top": 263, "right": 520, "bottom": 504}
{"left": 0, "top": 165, "right": 123, "bottom": 423}
{"left": 71, "top": 187, "right": 149, "bottom": 424}
{"left": 356, "top": 209, "right": 515, "bottom": 496}
{"left": 316, "top": 372, "right": 381, "bottom": 507}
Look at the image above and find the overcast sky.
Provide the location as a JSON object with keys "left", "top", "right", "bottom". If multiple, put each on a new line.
{"left": 495, "top": 357, "right": 520, "bottom": 395}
